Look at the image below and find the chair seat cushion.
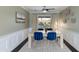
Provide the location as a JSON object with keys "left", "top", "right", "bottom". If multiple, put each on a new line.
{"left": 47, "top": 32, "right": 56, "bottom": 40}
{"left": 34, "top": 32, "right": 43, "bottom": 40}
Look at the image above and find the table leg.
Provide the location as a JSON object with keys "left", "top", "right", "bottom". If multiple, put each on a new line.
{"left": 60, "top": 34, "right": 63, "bottom": 48}
{"left": 28, "top": 34, "right": 31, "bottom": 48}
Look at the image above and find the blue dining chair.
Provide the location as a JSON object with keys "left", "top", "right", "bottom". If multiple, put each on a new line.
{"left": 34, "top": 32, "right": 43, "bottom": 41}
{"left": 47, "top": 32, "right": 57, "bottom": 41}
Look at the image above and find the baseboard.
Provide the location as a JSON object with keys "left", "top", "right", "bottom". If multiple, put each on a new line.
{"left": 11, "top": 37, "right": 28, "bottom": 52}
{"left": 64, "top": 39, "right": 78, "bottom": 52}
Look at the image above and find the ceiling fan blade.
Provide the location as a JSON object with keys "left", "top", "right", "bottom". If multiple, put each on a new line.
{"left": 42, "top": 6, "right": 55, "bottom": 11}
{"left": 47, "top": 8, "right": 55, "bottom": 10}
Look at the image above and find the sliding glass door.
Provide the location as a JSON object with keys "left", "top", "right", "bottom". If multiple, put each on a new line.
{"left": 37, "top": 15, "right": 51, "bottom": 29}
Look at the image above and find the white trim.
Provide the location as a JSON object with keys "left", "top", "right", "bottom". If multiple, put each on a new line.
{"left": 59, "top": 29, "right": 79, "bottom": 51}
{"left": 0, "top": 28, "right": 29, "bottom": 52}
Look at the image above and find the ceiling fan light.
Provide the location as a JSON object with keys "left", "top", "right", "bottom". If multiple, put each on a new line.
{"left": 43, "top": 10, "right": 47, "bottom": 13}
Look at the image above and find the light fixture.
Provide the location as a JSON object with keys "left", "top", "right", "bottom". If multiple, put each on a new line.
{"left": 43, "top": 9, "right": 47, "bottom": 13}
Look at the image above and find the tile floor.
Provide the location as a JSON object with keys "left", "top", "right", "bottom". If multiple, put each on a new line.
{"left": 19, "top": 38, "right": 71, "bottom": 52}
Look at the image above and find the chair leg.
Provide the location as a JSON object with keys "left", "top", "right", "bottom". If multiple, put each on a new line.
{"left": 34, "top": 40, "right": 42, "bottom": 48}
{"left": 39, "top": 39, "right": 44, "bottom": 48}
{"left": 47, "top": 40, "right": 50, "bottom": 46}
{"left": 33, "top": 40, "right": 37, "bottom": 48}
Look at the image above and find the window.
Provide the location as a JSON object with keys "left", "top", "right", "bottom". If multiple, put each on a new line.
{"left": 37, "top": 15, "right": 51, "bottom": 29}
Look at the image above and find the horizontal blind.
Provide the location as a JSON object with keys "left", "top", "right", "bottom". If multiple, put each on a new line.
{"left": 38, "top": 16, "right": 51, "bottom": 18}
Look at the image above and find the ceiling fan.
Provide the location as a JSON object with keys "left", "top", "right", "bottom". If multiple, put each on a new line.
{"left": 42, "top": 6, "right": 55, "bottom": 13}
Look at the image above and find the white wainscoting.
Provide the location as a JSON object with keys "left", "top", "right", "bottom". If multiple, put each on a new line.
{"left": 59, "top": 29, "right": 79, "bottom": 51}
{"left": 0, "top": 28, "right": 29, "bottom": 52}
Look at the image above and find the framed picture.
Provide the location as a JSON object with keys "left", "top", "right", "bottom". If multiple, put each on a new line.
{"left": 71, "top": 17, "right": 76, "bottom": 23}
{"left": 63, "top": 18, "right": 67, "bottom": 23}
{"left": 16, "top": 12, "right": 26, "bottom": 23}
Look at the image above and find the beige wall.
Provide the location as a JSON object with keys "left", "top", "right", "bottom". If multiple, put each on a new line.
{"left": 0, "top": 6, "right": 29, "bottom": 36}
{"left": 29, "top": 13, "right": 37, "bottom": 33}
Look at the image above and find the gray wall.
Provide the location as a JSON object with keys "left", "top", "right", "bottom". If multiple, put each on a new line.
{"left": 53, "top": 6, "right": 79, "bottom": 50}
{"left": 0, "top": 6, "right": 29, "bottom": 36}
{"left": 64, "top": 6, "right": 79, "bottom": 32}
{"left": 57, "top": 6, "right": 79, "bottom": 33}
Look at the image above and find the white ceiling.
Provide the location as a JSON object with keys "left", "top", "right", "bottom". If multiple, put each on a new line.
{"left": 22, "top": 6, "right": 68, "bottom": 13}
